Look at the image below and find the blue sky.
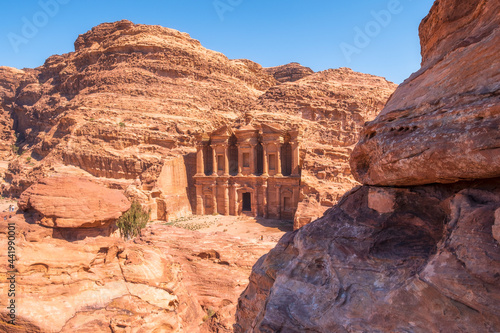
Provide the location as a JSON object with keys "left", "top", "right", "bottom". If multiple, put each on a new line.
{"left": 0, "top": 0, "right": 435, "bottom": 84}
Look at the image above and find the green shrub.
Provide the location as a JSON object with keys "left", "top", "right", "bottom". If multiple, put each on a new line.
{"left": 119, "top": 122, "right": 126, "bottom": 128}
{"left": 116, "top": 201, "right": 150, "bottom": 240}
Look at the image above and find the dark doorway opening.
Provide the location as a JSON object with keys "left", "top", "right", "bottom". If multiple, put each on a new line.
{"left": 242, "top": 193, "right": 252, "bottom": 212}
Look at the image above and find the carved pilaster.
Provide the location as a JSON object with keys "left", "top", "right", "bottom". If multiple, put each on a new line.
{"left": 223, "top": 182, "right": 230, "bottom": 216}
{"left": 195, "top": 184, "right": 204, "bottom": 215}
{"left": 276, "top": 143, "right": 283, "bottom": 177}
{"left": 237, "top": 147, "right": 243, "bottom": 176}
{"left": 211, "top": 145, "right": 218, "bottom": 176}
{"left": 291, "top": 140, "right": 300, "bottom": 177}
{"left": 196, "top": 145, "right": 204, "bottom": 176}
{"left": 211, "top": 184, "right": 218, "bottom": 214}
{"left": 275, "top": 184, "right": 281, "bottom": 219}
{"left": 262, "top": 143, "right": 269, "bottom": 176}
{"left": 262, "top": 182, "right": 268, "bottom": 218}
{"left": 224, "top": 145, "right": 229, "bottom": 176}
{"left": 249, "top": 143, "right": 256, "bottom": 175}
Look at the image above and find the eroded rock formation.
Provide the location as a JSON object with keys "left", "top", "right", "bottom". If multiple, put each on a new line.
{"left": 236, "top": 181, "right": 500, "bottom": 332}
{"left": 18, "top": 176, "right": 130, "bottom": 228}
{"left": 0, "top": 20, "right": 396, "bottom": 223}
{"left": 236, "top": 0, "right": 500, "bottom": 331}
{"left": 350, "top": 0, "right": 500, "bottom": 186}
{"left": 0, "top": 217, "right": 275, "bottom": 332}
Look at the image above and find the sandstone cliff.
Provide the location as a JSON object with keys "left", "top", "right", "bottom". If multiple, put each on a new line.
{"left": 350, "top": 0, "right": 500, "bottom": 186}
{"left": 236, "top": 0, "right": 500, "bottom": 331}
{"left": 0, "top": 20, "right": 396, "bottom": 224}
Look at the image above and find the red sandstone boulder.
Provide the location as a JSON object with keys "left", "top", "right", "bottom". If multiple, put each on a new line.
{"left": 236, "top": 180, "right": 500, "bottom": 332}
{"left": 18, "top": 176, "right": 130, "bottom": 228}
{"left": 350, "top": 0, "right": 500, "bottom": 186}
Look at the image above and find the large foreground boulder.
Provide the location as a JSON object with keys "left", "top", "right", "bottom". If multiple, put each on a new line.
{"left": 18, "top": 176, "right": 130, "bottom": 228}
{"left": 350, "top": 0, "right": 500, "bottom": 186}
{"left": 236, "top": 180, "right": 500, "bottom": 332}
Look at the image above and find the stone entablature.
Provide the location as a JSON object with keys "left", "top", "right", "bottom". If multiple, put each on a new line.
{"left": 194, "top": 116, "right": 301, "bottom": 220}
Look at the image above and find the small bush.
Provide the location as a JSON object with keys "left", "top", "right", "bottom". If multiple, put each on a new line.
{"left": 119, "top": 122, "right": 125, "bottom": 128}
{"left": 202, "top": 308, "right": 216, "bottom": 322}
{"left": 116, "top": 201, "right": 150, "bottom": 240}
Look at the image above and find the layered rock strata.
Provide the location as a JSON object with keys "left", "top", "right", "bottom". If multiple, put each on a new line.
{"left": 350, "top": 0, "right": 500, "bottom": 186}
{"left": 0, "top": 20, "right": 396, "bottom": 224}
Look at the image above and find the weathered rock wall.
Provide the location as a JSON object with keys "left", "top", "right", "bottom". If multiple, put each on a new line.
{"left": 155, "top": 155, "right": 193, "bottom": 221}
{"left": 236, "top": 180, "right": 500, "bottom": 332}
{"left": 350, "top": 0, "right": 500, "bottom": 186}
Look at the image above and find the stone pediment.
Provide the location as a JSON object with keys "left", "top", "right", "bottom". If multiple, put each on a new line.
{"left": 211, "top": 125, "right": 233, "bottom": 138}
{"left": 261, "top": 123, "right": 284, "bottom": 134}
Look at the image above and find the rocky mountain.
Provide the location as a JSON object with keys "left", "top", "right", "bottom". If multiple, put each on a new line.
{"left": 236, "top": 0, "right": 500, "bottom": 332}
{"left": 0, "top": 20, "right": 396, "bottom": 224}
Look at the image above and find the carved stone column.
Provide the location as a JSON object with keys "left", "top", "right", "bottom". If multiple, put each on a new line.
{"left": 292, "top": 185, "right": 300, "bottom": 216}
{"left": 224, "top": 145, "right": 229, "bottom": 176}
{"left": 262, "top": 144, "right": 269, "bottom": 176}
{"left": 275, "top": 184, "right": 281, "bottom": 219}
{"left": 291, "top": 140, "right": 300, "bottom": 177}
{"left": 249, "top": 143, "right": 256, "bottom": 175}
{"left": 211, "top": 145, "right": 218, "bottom": 176}
{"left": 211, "top": 184, "right": 218, "bottom": 215}
{"left": 232, "top": 184, "right": 238, "bottom": 215}
{"left": 196, "top": 145, "right": 204, "bottom": 176}
{"left": 262, "top": 183, "right": 268, "bottom": 218}
{"left": 237, "top": 147, "right": 243, "bottom": 176}
{"left": 195, "top": 184, "right": 204, "bottom": 215}
{"left": 235, "top": 189, "right": 240, "bottom": 215}
{"left": 223, "top": 182, "right": 230, "bottom": 216}
{"left": 252, "top": 190, "right": 258, "bottom": 217}
{"left": 276, "top": 143, "right": 283, "bottom": 177}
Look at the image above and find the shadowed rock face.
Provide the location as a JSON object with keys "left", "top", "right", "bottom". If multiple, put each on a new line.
{"left": 236, "top": 0, "right": 500, "bottom": 332}
{"left": 236, "top": 180, "right": 500, "bottom": 332}
{"left": 350, "top": 0, "right": 500, "bottom": 186}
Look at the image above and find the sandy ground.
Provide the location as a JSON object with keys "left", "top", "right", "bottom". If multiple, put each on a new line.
{"left": 1, "top": 190, "right": 291, "bottom": 243}
{"left": 159, "top": 214, "right": 293, "bottom": 243}
{"left": 0, "top": 196, "right": 16, "bottom": 213}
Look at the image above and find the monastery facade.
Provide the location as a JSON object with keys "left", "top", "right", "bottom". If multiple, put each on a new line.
{"left": 194, "top": 117, "right": 301, "bottom": 220}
